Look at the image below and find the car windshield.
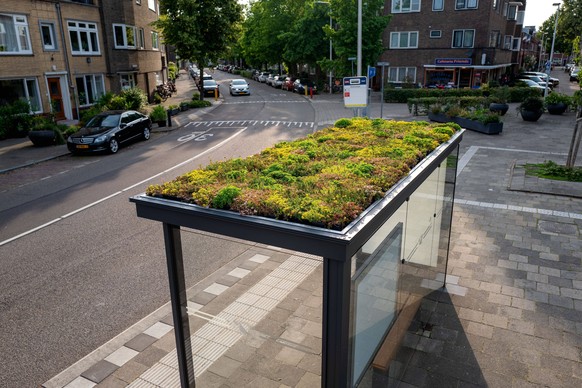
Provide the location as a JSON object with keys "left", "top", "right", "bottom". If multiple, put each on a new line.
{"left": 87, "top": 114, "right": 120, "bottom": 128}
{"left": 205, "top": 80, "right": 217, "bottom": 86}
{"left": 232, "top": 80, "right": 247, "bottom": 86}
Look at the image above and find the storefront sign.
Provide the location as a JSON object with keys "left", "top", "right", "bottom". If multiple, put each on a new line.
{"left": 435, "top": 58, "right": 472, "bottom": 66}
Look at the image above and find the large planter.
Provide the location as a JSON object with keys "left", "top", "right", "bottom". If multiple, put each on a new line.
{"left": 131, "top": 128, "right": 464, "bottom": 388}
{"left": 28, "top": 130, "right": 57, "bottom": 146}
{"left": 520, "top": 109, "right": 543, "bottom": 122}
{"left": 428, "top": 112, "right": 502, "bottom": 135}
{"left": 546, "top": 103, "right": 567, "bottom": 115}
{"left": 489, "top": 102, "right": 509, "bottom": 116}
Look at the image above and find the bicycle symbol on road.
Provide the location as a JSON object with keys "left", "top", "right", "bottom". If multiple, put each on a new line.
{"left": 177, "top": 129, "right": 214, "bottom": 142}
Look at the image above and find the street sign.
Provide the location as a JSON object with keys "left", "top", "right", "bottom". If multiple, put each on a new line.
{"left": 343, "top": 77, "right": 368, "bottom": 108}
{"left": 368, "top": 66, "right": 376, "bottom": 78}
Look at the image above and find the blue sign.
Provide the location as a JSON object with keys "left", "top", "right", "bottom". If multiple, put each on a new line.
{"left": 435, "top": 58, "right": 472, "bottom": 66}
{"left": 368, "top": 67, "right": 376, "bottom": 78}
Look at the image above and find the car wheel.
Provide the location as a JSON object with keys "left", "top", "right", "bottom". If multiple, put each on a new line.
{"left": 143, "top": 127, "right": 151, "bottom": 140}
{"left": 109, "top": 138, "right": 119, "bottom": 154}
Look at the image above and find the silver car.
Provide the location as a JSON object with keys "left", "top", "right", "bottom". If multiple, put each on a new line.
{"left": 229, "top": 79, "right": 250, "bottom": 96}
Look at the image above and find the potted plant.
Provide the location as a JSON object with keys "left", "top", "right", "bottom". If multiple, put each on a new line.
{"left": 518, "top": 96, "right": 544, "bottom": 122}
{"left": 27, "top": 115, "right": 66, "bottom": 146}
{"left": 489, "top": 86, "right": 510, "bottom": 116}
{"left": 149, "top": 105, "right": 167, "bottom": 127}
{"left": 168, "top": 104, "right": 180, "bottom": 116}
{"left": 544, "top": 92, "right": 571, "bottom": 115}
{"left": 179, "top": 101, "right": 190, "bottom": 111}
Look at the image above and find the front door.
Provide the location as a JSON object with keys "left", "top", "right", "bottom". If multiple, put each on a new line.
{"left": 47, "top": 77, "right": 65, "bottom": 121}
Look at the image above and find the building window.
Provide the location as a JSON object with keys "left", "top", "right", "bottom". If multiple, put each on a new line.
{"left": 433, "top": 0, "right": 444, "bottom": 11}
{"left": 512, "top": 37, "right": 520, "bottom": 51}
{"left": 390, "top": 31, "right": 418, "bottom": 49}
{"left": 68, "top": 21, "right": 100, "bottom": 54}
{"left": 0, "top": 78, "right": 41, "bottom": 112}
{"left": 503, "top": 35, "right": 512, "bottom": 49}
{"left": 489, "top": 30, "right": 500, "bottom": 47}
{"left": 113, "top": 24, "right": 136, "bottom": 49}
{"left": 517, "top": 10, "right": 524, "bottom": 24}
{"left": 138, "top": 28, "right": 145, "bottom": 49}
{"left": 120, "top": 73, "right": 136, "bottom": 90}
{"left": 507, "top": 4, "right": 517, "bottom": 20}
{"left": 388, "top": 67, "right": 417, "bottom": 83}
{"left": 76, "top": 74, "right": 105, "bottom": 106}
{"left": 430, "top": 30, "right": 442, "bottom": 38}
{"left": 391, "top": 0, "right": 420, "bottom": 13}
{"left": 136, "top": 0, "right": 142, "bottom": 4}
{"left": 492, "top": 0, "right": 498, "bottom": 9}
{"left": 148, "top": 0, "right": 156, "bottom": 11}
{"left": 0, "top": 14, "right": 32, "bottom": 54}
{"left": 452, "top": 29, "right": 474, "bottom": 48}
{"left": 455, "top": 0, "right": 477, "bottom": 10}
{"left": 71, "top": 0, "right": 94, "bottom": 4}
{"left": 151, "top": 31, "right": 159, "bottom": 50}
{"left": 40, "top": 22, "right": 57, "bottom": 51}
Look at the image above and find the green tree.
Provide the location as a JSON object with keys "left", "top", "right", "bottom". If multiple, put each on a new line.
{"left": 154, "top": 0, "right": 243, "bottom": 99}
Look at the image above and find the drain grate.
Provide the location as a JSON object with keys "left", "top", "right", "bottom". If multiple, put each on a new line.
{"left": 538, "top": 220, "right": 579, "bottom": 236}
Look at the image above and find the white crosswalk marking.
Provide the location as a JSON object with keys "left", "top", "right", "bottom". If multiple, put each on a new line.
{"left": 183, "top": 120, "right": 314, "bottom": 128}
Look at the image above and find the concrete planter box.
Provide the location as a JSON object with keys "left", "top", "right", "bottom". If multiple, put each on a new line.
{"left": 429, "top": 112, "right": 502, "bottom": 135}
{"left": 131, "top": 129, "right": 464, "bottom": 387}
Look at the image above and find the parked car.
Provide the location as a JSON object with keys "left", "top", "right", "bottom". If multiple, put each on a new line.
{"left": 67, "top": 110, "right": 151, "bottom": 154}
{"left": 229, "top": 79, "right": 250, "bottom": 95}
{"left": 258, "top": 72, "right": 270, "bottom": 83}
{"left": 570, "top": 68, "right": 579, "bottom": 82}
{"left": 520, "top": 72, "right": 559, "bottom": 86}
{"left": 516, "top": 75, "right": 552, "bottom": 90}
{"left": 266, "top": 74, "right": 278, "bottom": 87}
{"left": 202, "top": 79, "right": 220, "bottom": 97}
{"left": 273, "top": 75, "right": 287, "bottom": 88}
{"left": 281, "top": 76, "right": 296, "bottom": 91}
{"left": 516, "top": 79, "right": 545, "bottom": 90}
{"left": 293, "top": 79, "right": 318, "bottom": 94}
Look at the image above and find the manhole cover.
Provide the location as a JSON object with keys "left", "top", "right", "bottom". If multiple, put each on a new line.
{"left": 538, "top": 221, "right": 579, "bottom": 236}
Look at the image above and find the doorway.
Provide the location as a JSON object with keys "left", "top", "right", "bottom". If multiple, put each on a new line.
{"left": 47, "top": 77, "right": 65, "bottom": 121}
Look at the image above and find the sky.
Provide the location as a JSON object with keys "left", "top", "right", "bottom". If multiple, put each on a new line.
{"left": 523, "top": 0, "right": 561, "bottom": 29}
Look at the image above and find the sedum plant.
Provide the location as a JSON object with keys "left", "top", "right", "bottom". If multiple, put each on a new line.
{"left": 147, "top": 118, "right": 460, "bottom": 229}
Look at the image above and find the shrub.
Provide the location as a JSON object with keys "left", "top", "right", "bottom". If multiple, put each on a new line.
{"left": 188, "top": 100, "right": 212, "bottom": 108}
{"left": 334, "top": 118, "right": 352, "bottom": 128}
{"left": 519, "top": 96, "right": 544, "bottom": 112}
{"left": 0, "top": 99, "right": 33, "bottom": 139}
{"left": 120, "top": 87, "right": 147, "bottom": 110}
{"left": 168, "top": 62, "right": 178, "bottom": 81}
{"left": 80, "top": 105, "right": 104, "bottom": 126}
{"left": 149, "top": 105, "right": 167, "bottom": 122}
{"left": 192, "top": 92, "right": 200, "bottom": 101}
{"left": 152, "top": 92, "right": 163, "bottom": 104}
{"left": 544, "top": 92, "right": 571, "bottom": 106}
{"left": 107, "top": 95, "right": 128, "bottom": 110}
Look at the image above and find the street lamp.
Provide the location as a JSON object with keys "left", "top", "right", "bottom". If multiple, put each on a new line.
{"left": 315, "top": 1, "right": 333, "bottom": 94}
{"left": 545, "top": 2, "right": 560, "bottom": 97}
{"left": 537, "top": 32, "right": 546, "bottom": 72}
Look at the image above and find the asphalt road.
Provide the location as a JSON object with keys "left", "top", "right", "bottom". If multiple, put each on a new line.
{"left": 0, "top": 73, "right": 316, "bottom": 387}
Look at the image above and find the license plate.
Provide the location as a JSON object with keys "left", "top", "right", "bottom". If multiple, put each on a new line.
{"left": 76, "top": 145, "right": 89, "bottom": 149}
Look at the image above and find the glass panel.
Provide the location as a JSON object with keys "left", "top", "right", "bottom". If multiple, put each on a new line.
{"left": 402, "top": 0, "right": 411, "bottom": 11}
{"left": 433, "top": 0, "right": 444, "bottom": 10}
{"left": 350, "top": 220, "right": 404, "bottom": 387}
{"left": 17, "top": 25, "right": 30, "bottom": 51}
{"left": 126, "top": 26, "right": 135, "bottom": 47}
{"left": 468, "top": 0, "right": 478, "bottom": 8}
{"left": 410, "top": 32, "right": 417, "bottom": 47}
{"left": 41, "top": 24, "right": 54, "bottom": 48}
{"left": 76, "top": 77, "right": 88, "bottom": 105}
{"left": 26, "top": 79, "right": 41, "bottom": 112}
{"left": 86, "top": 75, "right": 95, "bottom": 103}
{"left": 94, "top": 75, "right": 104, "bottom": 99}
{"left": 399, "top": 32, "right": 408, "bottom": 48}
{"left": 411, "top": 0, "right": 420, "bottom": 11}
{"left": 464, "top": 30, "right": 474, "bottom": 47}
{"left": 114, "top": 25, "right": 124, "bottom": 46}
{"left": 79, "top": 31, "right": 88, "bottom": 51}
{"left": 392, "top": 0, "right": 401, "bottom": 12}
{"left": 0, "top": 15, "right": 18, "bottom": 52}
{"left": 70, "top": 31, "right": 80, "bottom": 51}
{"left": 390, "top": 33, "right": 398, "bottom": 48}
{"left": 90, "top": 31, "right": 98, "bottom": 52}
{"left": 453, "top": 31, "right": 462, "bottom": 47}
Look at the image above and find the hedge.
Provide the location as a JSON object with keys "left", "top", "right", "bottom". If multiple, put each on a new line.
{"left": 385, "top": 86, "right": 543, "bottom": 104}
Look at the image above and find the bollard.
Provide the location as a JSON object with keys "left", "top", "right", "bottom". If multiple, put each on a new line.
{"left": 310, "top": 87, "right": 313, "bottom": 99}
{"left": 167, "top": 109, "right": 172, "bottom": 127}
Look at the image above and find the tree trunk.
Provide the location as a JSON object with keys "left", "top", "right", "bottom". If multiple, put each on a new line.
{"left": 198, "top": 61, "right": 204, "bottom": 100}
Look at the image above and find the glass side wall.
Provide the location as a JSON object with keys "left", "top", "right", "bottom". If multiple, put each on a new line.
{"left": 349, "top": 148, "right": 458, "bottom": 387}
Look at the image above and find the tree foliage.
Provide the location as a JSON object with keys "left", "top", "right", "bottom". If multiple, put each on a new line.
{"left": 539, "top": 0, "right": 582, "bottom": 61}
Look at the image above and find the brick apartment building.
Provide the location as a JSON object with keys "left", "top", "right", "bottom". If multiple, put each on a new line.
{"left": 0, "top": 0, "right": 166, "bottom": 122}
{"left": 378, "top": 0, "right": 527, "bottom": 88}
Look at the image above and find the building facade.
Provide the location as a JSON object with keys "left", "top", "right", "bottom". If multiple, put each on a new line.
{"left": 378, "top": 0, "right": 527, "bottom": 88}
{"left": 0, "top": 0, "right": 166, "bottom": 121}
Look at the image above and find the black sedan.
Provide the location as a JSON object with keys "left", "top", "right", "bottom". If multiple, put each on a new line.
{"left": 202, "top": 79, "right": 220, "bottom": 97}
{"left": 67, "top": 110, "right": 151, "bottom": 154}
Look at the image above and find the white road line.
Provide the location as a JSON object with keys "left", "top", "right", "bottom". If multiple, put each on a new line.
{"left": 0, "top": 127, "right": 247, "bottom": 247}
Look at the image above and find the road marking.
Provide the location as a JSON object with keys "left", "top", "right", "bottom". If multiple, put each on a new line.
{"left": 184, "top": 120, "right": 314, "bottom": 128}
{"left": 0, "top": 127, "right": 248, "bottom": 247}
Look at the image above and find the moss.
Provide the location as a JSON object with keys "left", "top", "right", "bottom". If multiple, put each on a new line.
{"left": 147, "top": 118, "right": 459, "bottom": 229}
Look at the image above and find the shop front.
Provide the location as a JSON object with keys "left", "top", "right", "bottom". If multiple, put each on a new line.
{"left": 424, "top": 58, "right": 513, "bottom": 88}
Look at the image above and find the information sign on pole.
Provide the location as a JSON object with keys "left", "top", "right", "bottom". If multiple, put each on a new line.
{"left": 343, "top": 77, "right": 368, "bottom": 108}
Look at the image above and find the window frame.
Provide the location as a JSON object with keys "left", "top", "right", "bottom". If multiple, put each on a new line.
{"left": 40, "top": 21, "right": 57, "bottom": 51}
{"left": 120, "top": 73, "right": 136, "bottom": 90}
{"left": 452, "top": 29, "right": 475, "bottom": 48}
{"left": 388, "top": 67, "right": 417, "bottom": 83}
{"left": 511, "top": 37, "right": 520, "bottom": 51}
{"left": 113, "top": 23, "right": 137, "bottom": 49}
{"left": 151, "top": 31, "right": 159, "bottom": 50}
{"left": 67, "top": 20, "right": 100, "bottom": 55}
{"left": 0, "top": 13, "right": 33, "bottom": 54}
{"left": 430, "top": 30, "right": 442, "bottom": 38}
{"left": 391, "top": 0, "right": 421, "bottom": 14}
{"left": 455, "top": 0, "right": 478, "bottom": 10}
{"left": 148, "top": 0, "right": 156, "bottom": 11}
{"left": 432, "top": 0, "right": 444, "bottom": 11}
{"left": 390, "top": 31, "right": 419, "bottom": 49}
{"left": 138, "top": 28, "right": 145, "bottom": 49}
{"left": 75, "top": 74, "right": 105, "bottom": 107}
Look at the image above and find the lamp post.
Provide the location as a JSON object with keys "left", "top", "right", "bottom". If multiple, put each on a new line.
{"left": 357, "top": 0, "right": 362, "bottom": 76}
{"left": 545, "top": 3, "right": 560, "bottom": 97}
{"left": 537, "top": 32, "right": 545, "bottom": 72}
{"left": 315, "top": 1, "right": 333, "bottom": 94}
